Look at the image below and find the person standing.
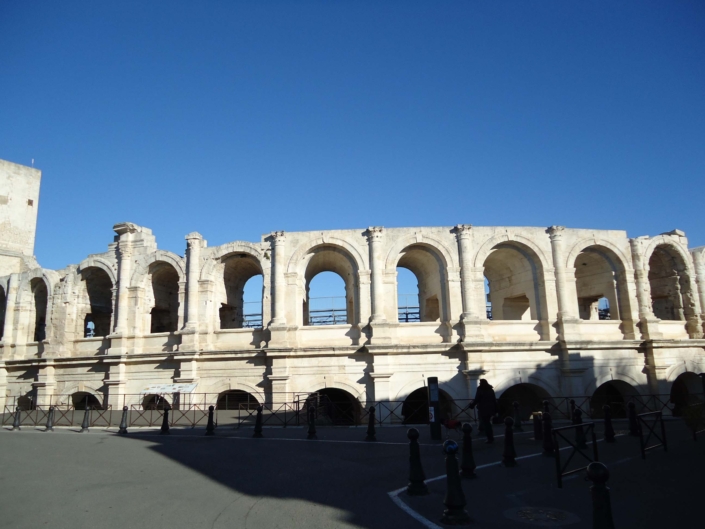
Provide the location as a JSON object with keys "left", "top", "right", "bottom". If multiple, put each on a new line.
{"left": 471, "top": 379, "right": 498, "bottom": 443}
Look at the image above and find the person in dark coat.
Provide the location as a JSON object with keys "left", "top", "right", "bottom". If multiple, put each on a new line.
{"left": 471, "top": 379, "right": 498, "bottom": 443}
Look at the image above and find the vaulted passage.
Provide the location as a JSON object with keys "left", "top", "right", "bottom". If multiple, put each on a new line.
{"left": 30, "top": 278, "right": 48, "bottom": 342}
{"left": 498, "top": 383, "right": 551, "bottom": 421}
{"left": 401, "top": 387, "right": 454, "bottom": 424}
{"left": 305, "top": 388, "right": 362, "bottom": 425}
{"left": 219, "top": 254, "right": 263, "bottom": 329}
{"left": 590, "top": 380, "right": 638, "bottom": 418}
{"left": 71, "top": 391, "right": 103, "bottom": 410}
{"left": 78, "top": 267, "right": 113, "bottom": 337}
{"left": 395, "top": 245, "right": 447, "bottom": 323}
{"left": 648, "top": 245, "right": 694, "bottom": 321}
{"left": 142, "top": 394, "right": 170, "bottom": 410}
{"left": 217, "top": 390, "right": 260, "bottom": 410}
{"left": 670, "top": 372, "right": 703, "bottom": 416}
{"left": 149, "top": 263, "right": 179, "bottom": 333}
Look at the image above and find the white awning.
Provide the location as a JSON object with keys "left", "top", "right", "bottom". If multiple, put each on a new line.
{"left": 140, "top": 383, "right": 198, "bottom": 394}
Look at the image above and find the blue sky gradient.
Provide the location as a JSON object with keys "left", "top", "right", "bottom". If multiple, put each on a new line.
{"left": 1, "top": 1, "right": 703, "bottom": 277}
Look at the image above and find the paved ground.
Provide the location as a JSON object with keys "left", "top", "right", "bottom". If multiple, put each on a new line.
{"left": 0, "top": 419, "right": 702, "bottom": 528}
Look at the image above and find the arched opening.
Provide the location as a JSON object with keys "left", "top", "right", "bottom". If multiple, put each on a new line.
{"left": 142, "top": 394, "right": 171, "bottom": 410}
{"left": 0, "top": 285, "right": 6, "bottom": 341}
{"left": 30, "top": 278, "right": 48, "bottom": 342}
{"left": 395, "top": 245, "right": 447, "bottom": 323}
{"left": 483, "top": 243, "right": 546, "bottom": 323}
{"left": 401, "top": 387, "right": 454, "bottom": 424}
{"left": 573, "top": 248, "right": 624, "bottom": 321}
{"left": 149, "top": 263, "right": 179, "bottom": 333}
{"left": 670, "top": 372, "right": 704, "bottom": 416}
{"left": 590, "top": 380, "right": 639, "bottom": 418}
{"left": 78, "top": 267, "right": 113, "bottom": 337}
{"left": 219, "top": 254, "right": 264, "bottom": 329}
{"left": 397, "top": 267, "right": 420, "bottom": 322}
{"left": 72, "top": 392, "right": 103, "bottom": 410}
{"left": 302, "top": 245, "right": 358, "bottom": 326}
{"left": 17, "top": 393, "right": 35, "bottom": 411}
{"left": 216, "top": 390, "right": 260, "bottom": 410}
{"left": 648, "top": 245, "right": 693, "bottom": 321}
{"left": 497, "top": 383, "right": 551, "bottom": 421}
{"left": 305, "top": 388, "right": 362, "bottom": 425}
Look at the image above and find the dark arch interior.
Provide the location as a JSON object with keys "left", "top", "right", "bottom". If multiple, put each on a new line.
{"left": 305, "top": 388, "right": 361, "bottom": 425}
{"left": 142, "top": 394, "right": 170, "bottom": 410}
{"left": 72, "top": 392, "right": 103, "bottom": 410}
{"left": 17, "top": 394, "right": 35, "bottom": 411}
{"left": 0, "top": 285, "right": 6, "bottom": 340}
{"left": 217, "top": 390, "right": 260, "bottom": 410}
{"left": 590, "top": 380, "right": 638, "bottom": 418}
{"left": 648, "top": 245, "right": 688, "bottom": 321}
{"left": 401, "top": 386, "right": 454, "bottom": 425}
{"left": 670, "top": 372, "right": 704, "bottom": 416}
{"left": 498, "top": 383, "right": 551, "bottom": 421}
{"left": 31, "top": 278, "right": 48, "bottom": 342}
{"left": 220, "top": 254, "right": 263, "bottom": 329}
{"left": 150, "top": 263, "right": 179, "bottom": 333}
{"left": 81, "top": 267, "right": 113, "bottom": 337}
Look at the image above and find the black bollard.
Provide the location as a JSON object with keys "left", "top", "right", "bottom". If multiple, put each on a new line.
{"left": 503, "top": 417, "right": 518, "bottom": 467}
{"left": 406, "top": 428, "right": 428, "bottom": 495}
{"left": 80, "top": 406, "right": 91, "bottom": 433}
{"left": 440, "top": 439, "right": 471, "bottom": 525}
{"left": 587, "top": 462, "right": 616, "bottom": 529}
{"left": 307, "top": 405, "right": 317, "bottom": 440}
{"left": 542, "top": 412, "right": 555, "bottom": 456}
{"left": 570, "top": 399, "right": 577, "bottom": 422}
{"left": 533, "top": 412, "right": 543, "bottom": 441}
{"left": 11, "top": 406, "right": 21, "bottom": 431}
{"left": 253, "top": 406, "right": 264, "bottom": 438}
{"left": 512, "top": 401, "right": 523, "bottom": 432}
{"left": 45, "top": 406, "right": 54, "bottom": 432}
{"left": 460, "top": 423, "right": 477, "bottom": 479}
{"left": 543, "top": 400, "right": 551, "bottom": 415}
{"left": 205, "top": 405, "right": 215, "bottom": 436}
{"left": 603, "top": 405, "right": 615, "bottom": 443}
{"left": 365, "top": 405, "right": 376, "bottom": 441}
{"left": 628, "top": 402, "right": 639, "bottom": 436}
{"left": 574, "top": 408, "right": 588, "bottom": 449}
{"left": 160, "top": 406, "right": 170, "bottom": 435}
{"left": 118, "top": 406, "right": 128, "bottom": 435}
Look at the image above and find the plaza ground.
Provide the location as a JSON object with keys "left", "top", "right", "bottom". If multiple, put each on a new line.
{"left": 0, "top": 419, "right": 702, "bottom": 528}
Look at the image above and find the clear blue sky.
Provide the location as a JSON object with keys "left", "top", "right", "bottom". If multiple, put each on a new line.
{"left": 2, "top": 0, "right": 704, "bottom": 281}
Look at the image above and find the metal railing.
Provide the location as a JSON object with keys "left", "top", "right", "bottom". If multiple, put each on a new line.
{"left": 637, "top": 411, "right": 667, "bottom": 459}
{"left": 552, "top": 422, "right": 599, "bottom": 488}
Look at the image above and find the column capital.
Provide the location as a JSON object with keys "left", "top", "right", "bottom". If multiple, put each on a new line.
{"left": 270, "top": 231, "right": 287, "bottom": 244}
{"left": 365, "top": 226, "right": 384, "bottom": 242}
{"left": 452, "top": 224, "right": 473, "bottom": 239}
{"left": 546, "top": 225, "right": 566, "bottom": 240}
{"left": 185, "top": 231, "right": 205, "bottom": 244}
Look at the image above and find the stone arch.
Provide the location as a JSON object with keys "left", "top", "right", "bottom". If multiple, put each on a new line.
{"left": 589, "top": 378, "right": 641, "bottom": 418}
{"left": 584, "top": 372, "right": 644, "bottom": 397}
{"left": 496, "top": 382, "right": 552, "bottom": 421}
{"left": 388, "top": 241, "right": 451, "bottom": 323}
{"left": 669, "top": 372, "right": 703, "bottom": 415}
{"left": 202, "top": 379, "right": 266, "bottom": 406}
{"left": 77, "top": 256, "right": 117, "bottom": 285}
{"left": 287, "top": 236, "right": 367, "bottom": 276}
{"left": 75, "top": 265, "right": 114, "bottom": 338}
{"left": 392, "top": 378, "right": 464, "bottom": 403}
{"left": 200, "top": 242, "right": 268, "bottom": 281}
{"left": 493, "top": 374, "right": 559, "bottom": 400}
{"left": 289, "top": 242, "right": 363, "bottom": 326}
{"left": 217, "top": 252, "right": 265, "bottom": 329}
{"left": 478, "top": 238, "right": 549, "bottom": 322}
{"left": 384, "top": 233, "right": 457, "bottom": 271}
{"left": 569, "top": 242, "right": 635, "bottom": 323}
{"left": 130, "top": 250, "right": 186, "bottom": 288}
{"left": 666, "top": 362, "right": 705, "bottom": 384}
{"left": 301, "top": 379, "right": 367, "bottom": 405}
{"left": 565, "top": 238, "right": 632, "bottom": 272}
{"left": 57, "top": 384, "right": 105, "bottom": 407}
{"left": 643, "top": 239, "right": 698, "bottom": 324}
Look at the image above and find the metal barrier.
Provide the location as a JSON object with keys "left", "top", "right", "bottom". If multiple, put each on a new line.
{"left": 551, "top": 422, "right": 599, "bottom": 488}
{"left": 683, "top": 403, "right": 705, "bottom": 441}
{"left": 637, "top": 411, "right": 667, "bottom": 459}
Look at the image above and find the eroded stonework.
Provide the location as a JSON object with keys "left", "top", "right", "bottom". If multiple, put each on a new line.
{"left": 0, "top": 160, "right": 703, "bottom": 412}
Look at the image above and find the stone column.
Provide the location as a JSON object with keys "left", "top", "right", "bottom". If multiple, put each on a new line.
{"left": 270, "top": 231, "right": 287, "bottom": 326}
{"left": 547, "top": 226, "right": 580, "bottom": 340}
{"left": 690, "top": 247, "right": 705, "bottom": 335}
{"left": 2, "top": 275, "right": 18, "bottom": 351}
{"left": 454, "top": 225, "right": 475, "bottom": 319}
{"left": 629, "top": 237, "right": 662, "bottom": 340}
{"left": 367, "top": 227, "right": 386, "bottom": 323}
{"left": 547, "top": 226, "right": 577, "bottom": 320}
{"left": 113, "top": 225, "right": 135, "bottom": 335}
{"left": 183, "top": 233, "right": 204, "bottom": 331}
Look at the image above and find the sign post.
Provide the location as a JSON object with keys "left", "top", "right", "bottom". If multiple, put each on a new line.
{"left": 428, "top": 377, "right": 442, "bottom": 440}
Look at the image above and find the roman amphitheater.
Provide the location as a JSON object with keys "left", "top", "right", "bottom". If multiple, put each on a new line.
{"left": 1, "top": 158, "right": 703, "bottom": 424}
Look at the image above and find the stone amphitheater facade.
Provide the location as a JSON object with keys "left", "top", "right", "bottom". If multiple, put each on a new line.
{"left": 0, "top": 161, "right": 704, "bottom": 413}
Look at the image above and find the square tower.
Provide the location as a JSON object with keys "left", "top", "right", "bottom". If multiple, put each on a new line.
{"left": 0, "top": 158, "right": 41, "bottom": 275}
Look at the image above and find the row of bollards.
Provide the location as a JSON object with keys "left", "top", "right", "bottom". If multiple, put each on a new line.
{"left": 406, "top": 423, "right": 615, "bottom": 527}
